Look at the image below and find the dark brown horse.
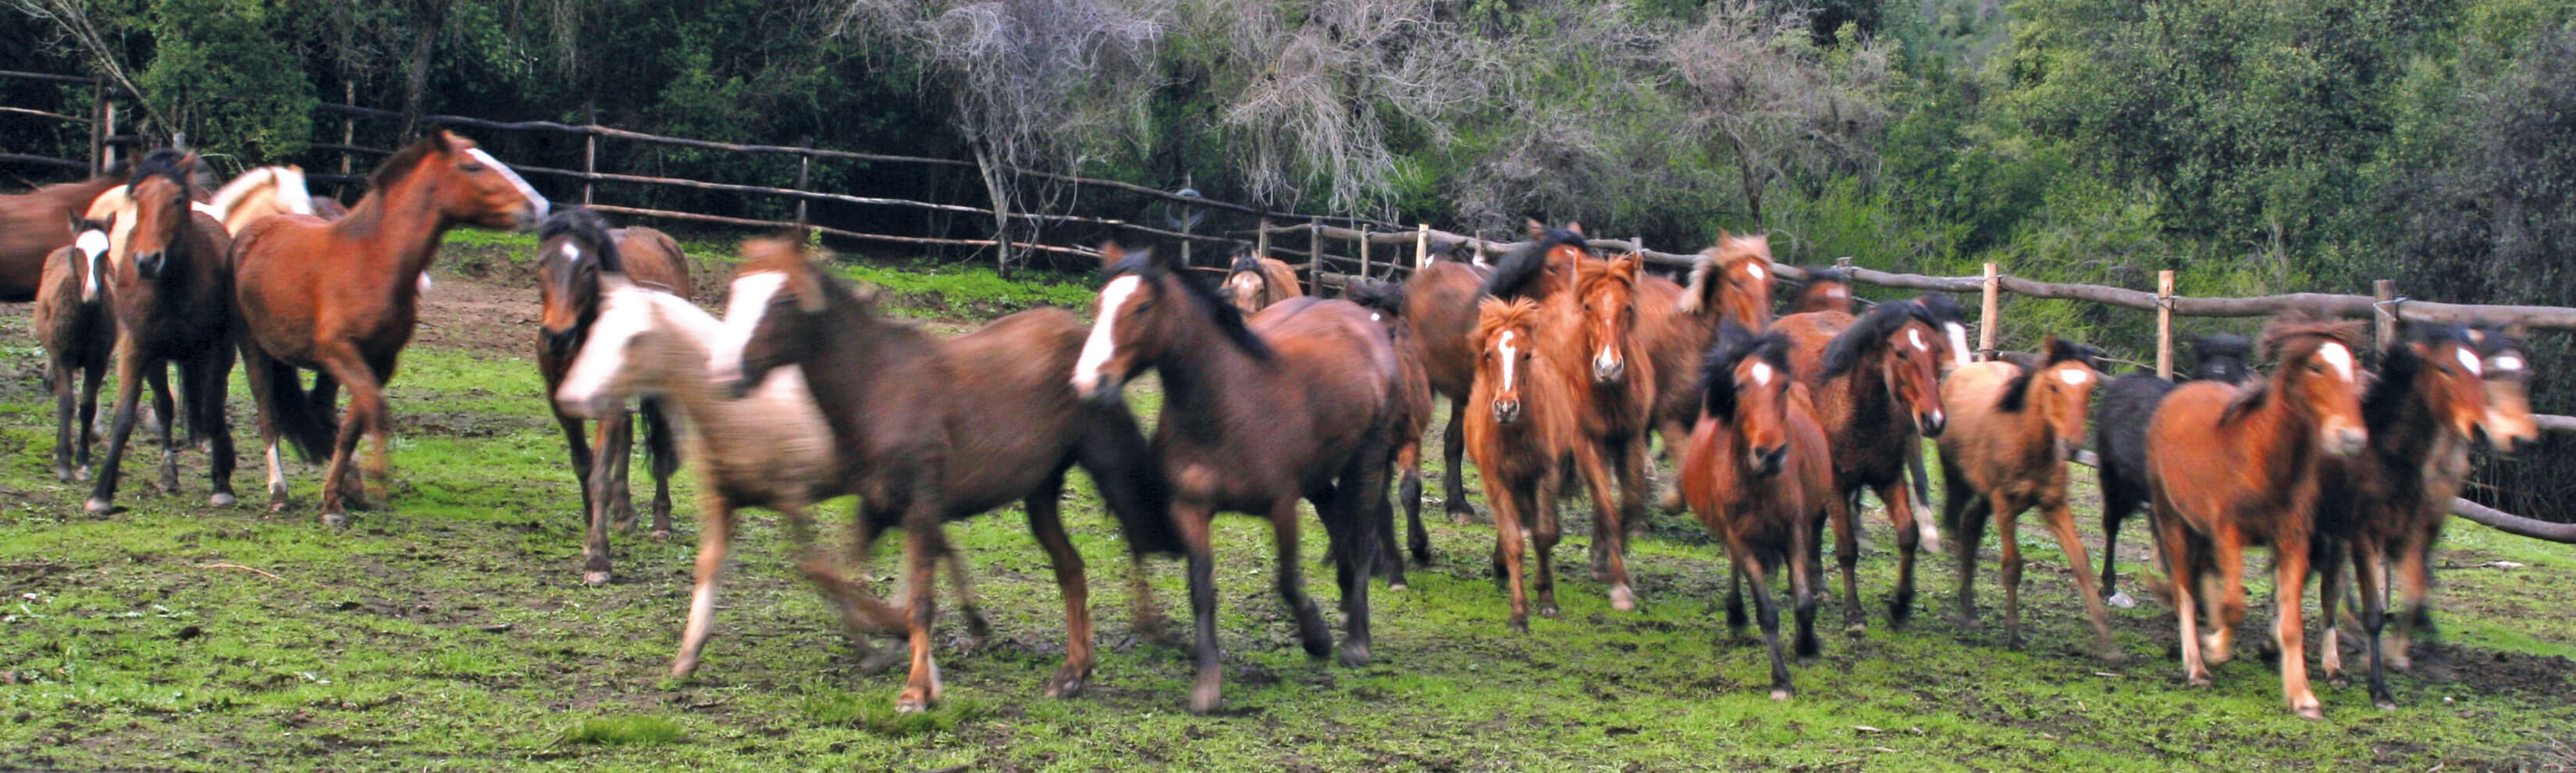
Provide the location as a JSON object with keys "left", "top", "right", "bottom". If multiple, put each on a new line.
{"left": 1400, "top": 258, "right": 1492, "bottom": 523}
{"left": 711, "top": 239, "right": 1184, "bottom": 711}
{"left": 532, "top": 207, "right": 693, "bottom": 584}
{"left": 1347, "top": 276, "right": 1434, "bottom": 576}
{"left": 2145, "top": 312, "right": 2367, "bottom": 718}
{"left": 2093, "top": 333, "right": 2254, "bottom": 603}
{"left": 1644, "top": 236, "right": 1777, "bottom": 512}
{"left": 1465, "top": 297, "right": 1581, "bottom": 631}
{"left": 84, "top": 151, "right": 238, "bottom": 514}
{"left": 1222, "top": 254, "right": 1304, "bottom": 314}
{"left": 233, "top": 130, "right": 548, "bottom": 525}
{"left": 2313, "top": 324, "right": 2489, "bottom": 709}
{"left": 35, "top": 219, "right": 114, "bottom": 483}
{"left": 0, "top": 172, "right": 125, "bottom": 301}
{"left": 1784, "top": 266, "right": 1854, "bottom": 315}
{"left": 1681, "top": 321, "right": 1841, "bottom": 700}
{"left": 1072, "top": 243, "right": 1397, "bottom": 714}
{"left": 1937, "top": 337, "right": 2119, "bottom": 658}
{"left": 1773, "top": 299, "right": 1950, "bottom": 631}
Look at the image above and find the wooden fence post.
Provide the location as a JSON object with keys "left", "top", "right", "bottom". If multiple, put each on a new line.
{"left": 101, "top": 96, "right": 116, "bottom": 172}
{"left": 793, "top": 139, "right": 812, "bottom": 228}
{"left": 87, "top": 75, "right": 105, "bottom": 174}
{"left": 582, "top": 106, "right": 599, "bottom": 207}
{"left": 2156, "top": 269, "right": 2176, "bottom": 380}
{"left": 338, "top": 81, "right": 357, "bottom": 199}
{"left": 1359, "top": 226, "right": 1372, "bottom": 280}
{"left": 1414, "top": 223, "right": 1429, "bottom": 269}
{"left": 1307, "top": 216, "right": 1322, "bottom": 283}
{"left": 2373, "top": 280, "right": 2400, "bottom": 353}
{"left": 1980, "top": 262, "right": 2001, "bottom": 361}
{"left": 1256, "top": 218, "right": 1272, "bottom": 262}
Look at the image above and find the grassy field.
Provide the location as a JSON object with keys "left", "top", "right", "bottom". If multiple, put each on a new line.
{"left": 2, "top": 233, "right": 2571, "bottom": 771}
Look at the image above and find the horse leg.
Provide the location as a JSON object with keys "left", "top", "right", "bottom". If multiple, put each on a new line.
{"left": 2389, "top": 529, "right": 2434, "bottom": 671}
{"left": 671, "top": 496, "right": 739, "bottom": 678}
{"left": 640, "top": 397, "right": 680, "bottom": 538}
{"left": 1367, "top": 465, "right": 1409, "bottom": 591}
{"left": 2271, "top": 531, "right": 2322, "bottom": 719}
{"left": 236, "top": 344, "right": 290, "bottom": 511}
{"left": 306, "top": 350, "right": 382, "bottom": 527}
{"left": 74, "top": 357, "right": 105, "bottom": 482}
{"left": 1533, "top": 471, "right": 1564, "bottom": 621}
{"left": 1737, "top": 547, "right": 1791, "bottom": 700}
{"left": 1943, "top": 461, "right": 1987, "bottom": 629}
{"left": 1790, "top": 508, "right": 1821, "bottom": 661}
{"left": 1877, "top": 479, "right": 1925, "bottom": 628}
{"left": 1443, "top": 399, "right": 1475, "bottom": 522}
{"left": 1489, "top": 473, "right": 1533, "bottom": 632}
{"left": 2318, "top": 538, "right": 2350, "bottom": 685}
{"left": 785, "top": 502, "right": 890, "bottom": 668}
{"left": 1333, "top": 454, "right": 1383, "bottom": 667}
{"left": 892, "top": 484, "right": 951, "bottom": 714}
{"left": 1829, "top": 490, "right": 1866, "bottom": 633}
{"left": 1574, "top": 443, "right": 1638, "bottom": 611}
{"left": 2205, "top": 525, "right": 2249, "bottom": 668}
{"left": 2044, "top": 498, "right": 2119, "bottom": 661}
{"left": 599, "top": 408, "right": 639, "bottom": 533}
{"left": 1616, "top": 433, "right": 1653, "bottom": 548}
{"left": 2154, "top": 498, "right": 2211, "bottom": 687}
{"left": 1656, "top": 418, "right": 1691, "bottom": 513}
{"left": 1996, "top": 500, "right": 2028, "bottom": 649}
{"left": 50, "top": 354, "right": 76, "bottom": 481}
{"left": 1398, "top": 438, "right": 1430, "bottom": 567}
{"left": 1024, "top": 475, "right": 1094, "bottom": 698}
{"left": 1176, "top": 500, "right": 1225, "bottom": 714}
{"left": 2099, "top": 477, "right": 2138, "bottom": 604}
{"left": 84, "top": 344, "right": 150, "bottom": 515}
{"left": 1725, "top": 561, "right": 1749, "bottom": 637}
{"left": 1268, "top": 497, "right": 1334, "bottom": 661}
{"left": 185, "top": 351, "right": 237, "bottom": 506}
{"left": 2354, "top": 540, "right": 2396, "bottom": 710}
{"left": 144, "top": 362, "right": 178, "bottom": 494}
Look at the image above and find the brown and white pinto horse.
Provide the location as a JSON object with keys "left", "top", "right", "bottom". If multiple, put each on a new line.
{"left": 233, "top": 131, "right": 548, "bottom": 525}
{"left": 1681, "top": 322, "right": 1841, "bottom": 700}
{"left": 2146, "top": 312, "right": 2368, "bottom": 718}
{"left": 532, "top": 208, "right": 693, "bottom": 584}
{"left": 209, "top": 166, "right": 319, "bottom": 236}
{"left": 34, "top": 218, "right": 115, "bottom": 483}
{"left": 1222, "top": 254, "right": 1304, "bottom": 314}
{"left": 1937, "top": 337, "right": 2119, "bottom": 659}
{"left": 1072, "top": 243, "right": 1397, "bottom": 714}
{"left": 1645, "top": 236, "right": 1777, "bottom": 512}
{"left": 1773, "top": 298, "right": 1952, "bottom": 631}
{"left": 1466, "top": 297, "right": 1582, "bottom": 631}
{"left": 0, "top": 171, "right": 126, "bottom": 301}
{"left": 85, "top": 151, "right": 239, "bottom": 514}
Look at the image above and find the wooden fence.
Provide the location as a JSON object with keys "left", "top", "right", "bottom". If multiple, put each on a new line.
{"left": 5, "top": 69, "right": 2571, "bottom": 541}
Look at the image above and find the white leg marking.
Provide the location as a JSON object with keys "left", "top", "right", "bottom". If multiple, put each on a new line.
{"left": 265, "top": 442, "right": 285, "bottom": 491}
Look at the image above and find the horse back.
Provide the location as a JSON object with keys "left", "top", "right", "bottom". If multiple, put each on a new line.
{"left": 610, "top": 226, "right": 694, "bottom": 301}
{"left": 1404, "top": 261, "right": 1487, "bottom": 400}
{"left": 935, "top": 308, "right": 1089, "bottom": 505}
{"left": 0, "top": 178, "right": 119, "bottom": 301}
{"left": 2147, "top": 380, "right": 2304, "bottom": 535}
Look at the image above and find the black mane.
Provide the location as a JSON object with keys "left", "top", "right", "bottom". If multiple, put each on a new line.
{"left": 1478, "top": 226, "right": 1586, "bottom": 300}
{"left": 1699, "top": 320, "right": 1791, "bottom": 420}
{"left": 1345, "top": 276, "right": 1407, "bottom": 317}
{"left": 1819, "top": 299, "right": 1930, "bottom": 379}
{"left": 539, "top": 207, "right": 624, "bottom": 273}
{"left": 1800, "top": 266, "right": 1852, "bottom": 288}
{"left": 2188, "top": 333, "right": 2254, "bottom": 383}
{"left": 126, "top": 149, "right": 194, "bottom": 194}
{"left": 1107, "top": 246, "right": 1272, "bottom": 360}
{"left": 2361, "top": 324, "right": 2470, "bottom": 433}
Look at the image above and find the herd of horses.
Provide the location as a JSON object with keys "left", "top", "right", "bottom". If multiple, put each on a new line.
{"left": 0, "top": 134, "right": 2545, "bottom": 720}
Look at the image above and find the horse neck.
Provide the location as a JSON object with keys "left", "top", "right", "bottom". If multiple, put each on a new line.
{"left": 2368, "top": 376, "right": 2455, "bottom": 471}
{"left": 1151, "top": 303, "right": 1268, "bottom": 426}
{"left": 335, "top": 176, "right": 459, "bottom": 283}
{"left": 635, "top": 296, "right": 727, "bottom": 422}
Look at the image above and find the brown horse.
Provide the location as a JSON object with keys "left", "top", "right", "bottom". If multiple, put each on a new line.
{"left": 1773, "top": 299, "right": 1950, "bottom": 631}
{"left": 1400, "top": 258, "right": 1491, "bottom": 522}
{"left": 35, "top": 219, "right": 114, "bottom": 483}
{"left": 233, "top": 130, "right": 548, "bottom": 525}
{"left": 1465, "top": 297, "right": 1582, "bottom": 631}
{"left": 711, "top": 239, "right": 1184, "bottom": 710}
{"left": 0, "top": 172, "right": 126, "bottom": 301}
{"left": 1937, "top": 337, "right": 2119, "bottom": 658}
{"left": 2311, "top": 325, "right": 2489, "bottom": 709}
{"left": 1072, "top": 243, "right": 1396, "bottom": 714}
{"left": 2145, "top": 312, "right": 2367, "bottom": 718}
{"left": 1554, "top": 252, "right": 1657, "bottom": 609}
{"left": 84, "top": 151, "right": 238, "bottom": 514}
{"left": 1784, "top": 266, "right": 1855, "bottom": 315}
{"left": 1681, "top": 321, "right": 1841, "bottom": 700}
{"left": 1347, "top": 276, "right": 1435, "bottom": 575}
{"left": 1222, "top": 254, "right": 1304, "bottom": 314}
{"left": 2364, "top": 326, "right": 2542, "bottom": 659}
{"left": 1645, "top": 236, "right": 1777, "bottom": 512}
{"left": 532, "top": 207, "right": 693, "bottom": 584}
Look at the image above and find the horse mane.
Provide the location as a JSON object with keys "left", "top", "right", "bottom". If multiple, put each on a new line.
{"left": 1819, "top": 299, "right": 1927, "bottom": 379}
{"left": 208, "top": 167, "right": 273, "bottom": 216}
{"left": 1995, "top": 337, "right": 2087, "bottom": 413}
{"left": 368, "top": 133, "right": 450, "bottom": 192}
{"left": 1699, "top": 319, "right": 1791, "bottom": 420}
{"left": 539, "top": 208, "right": 624, "bottom": 272}
{"left": 1479, "top": 225, "right": 1586, "bottom": 299}
{"left": 1107, "top": 244, "right": 1271, "bottom": 360}
{"left": 126, "top": 149, "right": 197, "bottom": 198}
{"left": 1475, "top": 296, "right": 1542, "bottom": 347}
{"left": 1676, "top": 240, "right": 1767, "bottom": 314}
{"left": 1801, "top": 266, "right": 1852, "bottom": 289}
{"left": 1914, "top": 292, "right": 1968, "bottom": 327}
{"left": 1578, "top": 252, "right": 1641, "bottom": 297}
{"left": 1228, "top": 253, "right": 1264, "bottom": 276}
{"left": 1346, "top": 276, "right": 1407, "bottom": 317}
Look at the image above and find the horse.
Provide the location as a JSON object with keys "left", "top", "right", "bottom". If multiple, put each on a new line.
{"left": 1937, "top": 337, "right": 2119, "bottom": 658}
{"left": 710, "top": 238, "right": 1185, "bottom": 711}
{"left": 208, "top": 166, "right": 318, "bottom": 235}
{"left": 1784, "top": 266, "right": 1855, "bottom": 315}
{"left": 1465, "top": 297, "right": 1583, "bottom": 631}
{"left": 1680, "top": 321, "right": 1841, "bottom": 700}
{"left": 84, "top": 151, "right": 238, "bottom": 515}
{"left": 1221, "top": 254, "right": 1304, "bottom": 314}
{"left": 233, "top": 130, "right": 549, "bottom": 525}
{"left": 2093, "top": 333, "right": 2254, "bottom": 603}
{"left": 34, "top": 218, "right": 115, "bottom": 483}
{"left": 2310, "top": 325, "right": 2489, "bottom": 709}
{"left": 530, "top": 207, "right": 693, "bottom": 584}
{"left": 1645, "top": 236, "right": 1777, "bottom": 513}
{"left": 1770, "top": 298, "right": 1952, "bottom": 631}
{"left": 1347, "top": 276, "right": 1434, "bottom": 576}
{"left": 2144, "top": 311, "right": 2367, "bottom": 718}
{"left": 1070, "top": 242, "right": 1397, "bottom": 714}
{"left": 1400, "top": 259, "right": 1491, "bottom": 524}
{"left": 0, "top": 171, "right": 126, "bottom": 301}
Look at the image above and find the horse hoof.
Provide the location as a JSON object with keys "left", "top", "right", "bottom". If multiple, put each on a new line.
{"left": 1446, "top": 506, "right": 1477, "bottom": 525}
{"left": 1845, "top": 622, "right": 1869, "bottom": 637}
{"left": 209, "top": 493, "right": 237, "bottom": 508}
{"left": 649, "top": 529, "right": 674, "bottom": 541}
{"left": 321, "top": 512, "right": 351, "bottom": 529}
{"left": 2374, "top": 698, "right": 2397, "bottom": 711}
{"left": 2107, "top": 591, "right": 2137, "bottom": 610}
{"left": 1507, "top": 616, "right": 1528, "bottom": 633}
{"left": 1770, "top": 688, "right": 1792, "bottom": 701}
{"left": 1539, "top": 604, "right": 1560, "bottom": 619}
{"left": 1387, "top": 581, "right": 1407, "bottom": 592}
{"left": 2097, "top": 647, "right": 2128, "bottom": 664}
{"left": 2184, "top": 674, "right": 2211, "bottom": 689}
{"left": 73, "top": 467, "right": 92, "bottom": 483}
{"left": 895, "top": 696, "right": 930, "bottom": 714}
{"left": 2292, "top": 704, "right": 2324, "bottom": 721}
{"left": 1609, "top": 586, "right": 1638, "bottom": 612}
{"left": 50, "top": 466, "right": 72, "bottom": 482}
{"left": 1338, "top": 642, "right": 1372, "bottom": 668}
{"left": 670, "top": 657, "right": 699, "bottom": 679}
{"left": 82, "top": 497, "right": 115, "bottom": 515}
{"left": 582, "top": 570, "right": 611, "bottom": 586}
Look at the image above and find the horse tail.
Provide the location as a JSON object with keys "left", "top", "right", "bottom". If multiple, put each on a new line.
{"left": 258, "top": 354, "right": 338, "bottom": 464}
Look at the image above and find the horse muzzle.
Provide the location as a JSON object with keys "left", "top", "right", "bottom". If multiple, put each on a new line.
{"left": 1752, "top": 446, "right": 1785, "bottom": 477}
{"left": 2325, "top": 426, "right": 2368, "bottom": 457}
{"left": 133, "top": 251, "right": 165, "bottom": 281}
{"left": 1492, "top": 398, "right": 1523, "bottom": 426}
{"left": 1916, "top": 408, "right": 1946, "bottom": 437}
{"left": 555, "top": 391, "right": 613, "bottom": 420}
{"left": 1075, "top": 373, "right": 1124, "bottom": 404}
{"left": 1592, "top": 355, "right": 1625, "bottom": 384}
{"left": 542, "top": 327, "right": 581, "bottom": 361}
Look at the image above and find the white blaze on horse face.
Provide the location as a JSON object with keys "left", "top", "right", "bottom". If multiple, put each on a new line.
{"left": 1497, "top": 330, "right": 1520, "bottom": 392}
{"left": 76, "top": 228, "right": 110, "bottom": 301}
{"left": 274, "top": 167, "right": 315, "bottom": 216}
{"left": 1748, "top": 360, "right": 1774, "bottom": 386}
{"left": 1944, "top": 322, "right": 1974, "bottom": 365}
{"left": 2491, "top": 354, "right": 2524, "bottom": 373}
{"left": 2316, "top": 341, "right": 2357, "bottom": 383}
{"left": 1908, "top": 327, "right": 1929, "bottom": 352}
{"left": 1073, "top": 275, "right": 1142, "bottom": 394}
{"left": 710, "top": 271, "right": 788, "bottom": 386}
{"left": 2057, "top": 368, "right": 2090, "bottom": 386}
{"left": 1743, "top": 262, "right": 1765, "bottom": 282}
{"left": 465, "top": 148, "right": 551, "bottom": 218}
{"left": 1595, "top": 343, "right": 1618, "bottom": 374}
{"left": 2454, "top": 347, "right": 2483, "bottom": 377}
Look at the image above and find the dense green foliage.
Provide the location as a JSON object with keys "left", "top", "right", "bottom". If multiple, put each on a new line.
{"left": 5, "top": 0, "right": 2572, "bottom": 514}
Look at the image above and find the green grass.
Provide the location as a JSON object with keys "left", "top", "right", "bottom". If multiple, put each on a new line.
{"left": 0, "top": 240, "right": 2569, "bottom": 769}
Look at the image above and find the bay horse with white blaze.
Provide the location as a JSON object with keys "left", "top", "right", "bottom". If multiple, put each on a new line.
{"left": 1466, "top": 297, "right": 1582, "bottom": 630}
{"left": 1073, "top": 243, "right": 1397, "bottom": 714}
{"left": 1937, "top": 337, "right": 2119, "bottom": 658}
{"left": 1772, "top": 297, "right": 1954, "bottom": 631}
{"left": 532, "top": 207, "right": 693, "bottom": 584}
{"left": 233, "top": 130, "right": 548, "bottom": 525}
{"left": 2145, "top": 311, "right": 2368, "bottom": 718}
{"left": 712, "top": 239, "right": 1184, "bottom": 711}
{"left": 1681, "top": 321, "right": 1841, "bottom": 700}
{"left": 85, "top": 151, "right": 239, "bottom": 514}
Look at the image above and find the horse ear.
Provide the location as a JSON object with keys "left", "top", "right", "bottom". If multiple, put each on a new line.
{"left": 176, "top": 151, "right": 201, "bottom": 173}
{"left": 1525, "top": 219, "right": 1546, "bottom": 240}
{"left": 787, "top": 262, "right": 828, "bottom": 313}
{"left": 1565, "top": 221, "right": 1585, "bottom": 237}
{"left": 436, "top": 130, "right": 468, "bottom": 155}
{"left": 1097, "top": 242, "right": 1125, "bottom": 271}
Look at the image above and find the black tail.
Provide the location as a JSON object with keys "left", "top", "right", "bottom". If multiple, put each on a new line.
{"left": 257, "top": 353, "right": 337, "bottom": 464}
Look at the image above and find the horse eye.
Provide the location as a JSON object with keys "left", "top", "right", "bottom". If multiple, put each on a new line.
{"left": 461, "top": 162, "right": 486, "bottom": 173}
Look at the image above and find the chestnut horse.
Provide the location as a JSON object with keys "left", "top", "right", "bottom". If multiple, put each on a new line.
{"left": 1937, "top": 337, "right": 2119, "bottom": 658}
{"left": 1071, "top": 243, "right": 1397, "bottom": 714}
{"left": 1784, "top": 266, "right": 1854, "bottom": 315}
{"left": 35, "top": 218, "right": 114, "bottom": 483}
{"left": 85, "top": 151, "right": 239, "bottom": 514}
{"left": 0, "top": 171, "right": 126, "bottom": 301}
{"left": 2312, "top": 325, "right": 2489, "bottom": 709}
{"left": 2093, "top": 333, "right": 2254, "bottom": 603}
{"left": 531, "top": 208, "right": 693, "bottom": 584}
{"left": 712, "top": 239, "right": 1185, "bottom": 711}
{"left": 1222, "top": 254, "right": 1304, "bottom": 314}
{"left": 1681, "top": 321, "right": 1841, "bottom": 700}
{"left": 1646, "top": 236, "right": 1777, "bottom": 512}
{"left": 1466, "top": 297, "right": 1582, "bottom": 631}
{"left": 2145, "top": 312, "right": 2367, "bottom": 718}
{"left": 1772, "top": 299, "right": 1951, "bottom": 631}
{"left": 233, "top": 131, "right": 548, "bottom": 525}
{"left": 1347, "top": 276, "right": 1435, "bottom": 575}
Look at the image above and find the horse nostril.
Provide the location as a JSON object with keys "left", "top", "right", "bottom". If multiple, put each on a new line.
{"left": 1494, "top": 400, "right": 1521, "bottom": 424}
{"left": 1755, "top": 447, "right": 1784, "bottom": 476}
{"left": 1919, "top": 411, "right": 1946, "bottom": 437}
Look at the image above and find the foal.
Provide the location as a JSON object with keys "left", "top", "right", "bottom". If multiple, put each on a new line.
{"left": 1466, "top": 297, "right": 1581, "bottom": 631}
{"left": 2146, "top": 312, "right": 2367, "bottom": 718}
{"left": 2093, "top": 333, "right": 2254, "bottom": 603}
{"left": 1680, "top": 322, "right": 1840, "bottom": 700}
{"left": 0, "top": 171, "right": 125, "bottom": 301}
{"left": 532, "top": 208, "right": 693, "bottom": 583}
{"left": 1937, "top": 337, "right": 2118, "bottom": 658}
{"left": 87, "top": 151, "right": 239, "bottom": 514}
{"left": 35, "top": 217, "right": 115, "bottom": 482}
{"left": 1222, "top": 254, "right": 1304, "bottom": 314}
{"left": 1646, "top": 236, "right": 1776, "bottom": 512}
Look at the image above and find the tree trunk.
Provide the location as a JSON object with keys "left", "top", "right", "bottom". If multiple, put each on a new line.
{"left": 400, "top": 0, "right": 452, "bottom": 140}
